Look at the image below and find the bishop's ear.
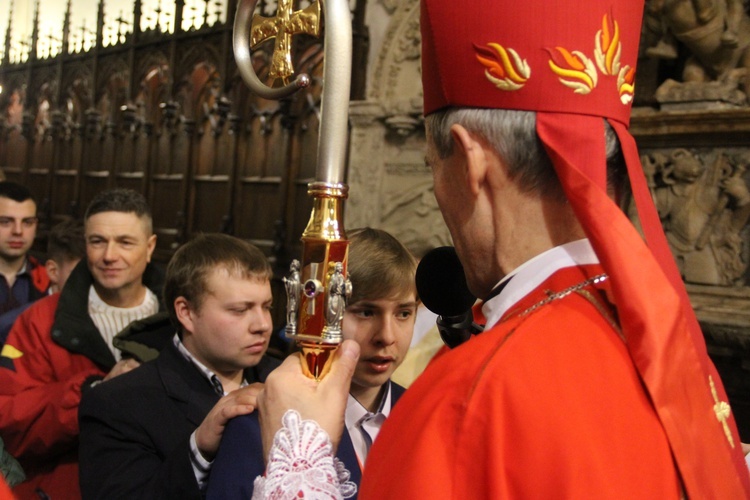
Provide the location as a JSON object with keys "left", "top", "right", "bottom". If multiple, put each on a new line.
{"left": 449, "top": 124, "right": 489, "bottom": 195}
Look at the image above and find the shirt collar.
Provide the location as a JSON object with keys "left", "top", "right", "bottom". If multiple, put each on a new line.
{"left": 345, "top": 381, "right": 393, "bottom": 429}
{"left": 17, "top": 260, "right": 29, "bottom": 276}
{"left": 481, "top": 239, "right": 599, "bottom": 330}
{"left": 172, "top": 334, "right": 247, "bottom": 396}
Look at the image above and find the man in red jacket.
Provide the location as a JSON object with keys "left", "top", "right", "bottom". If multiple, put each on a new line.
{"left": 0, "top": 188, "right": 163, "bottom": 499}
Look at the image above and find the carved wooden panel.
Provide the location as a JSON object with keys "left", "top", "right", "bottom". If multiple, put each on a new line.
{"left": 28, "top": 92, "right": 55, "bottom": 216}
{"left": 50, "top": 171, "right": 79, "bottom": 220}
{"left": 232, "top": 76, "right": 287, "bottom": 255}
{"left": 150, "top": 112, "right": 192, "bottom": 260}
{"left": 1, "top": 87, "right": 30, "bottom": 181}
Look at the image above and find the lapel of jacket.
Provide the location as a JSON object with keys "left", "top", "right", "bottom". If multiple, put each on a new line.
{"left": 52, "top": 262, "right": 116, "bottom": 369}
{"left": 337, "top": 427, "right": 362, "bottom": 490}
{"left": 389, "top": 380, "right": 406, "bottom": 406}
{"left": 335, "top": 380, "right": 405, "bottom": 497}
{"left": 157, "top": 342, "right": 221, "bottom": 427}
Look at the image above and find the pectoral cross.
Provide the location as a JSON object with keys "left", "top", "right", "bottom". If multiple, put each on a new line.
{"left": 709, "top": 375, "right": 735, "bottom": 448}
{"left": 250, "top": 0, "right": 321, "bottom": 84}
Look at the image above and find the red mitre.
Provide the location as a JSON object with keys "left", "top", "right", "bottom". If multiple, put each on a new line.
{"left": 421, "top": 1, "right": 750, "bottom": 497}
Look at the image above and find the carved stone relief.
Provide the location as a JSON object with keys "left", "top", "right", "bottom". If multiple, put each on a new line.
{"left": 347, "top": 0, "right": 450, "bottom": 257}
{"left": 644, "top": 0, "right": 750, "bottom": 107}
{"left": 635, "top": 147, "right": 750, "bottom": 286}
{"left": 380, "top": 160, "right": 453, "bottom": 257}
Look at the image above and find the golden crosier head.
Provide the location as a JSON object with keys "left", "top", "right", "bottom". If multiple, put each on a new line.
{"left": 233, "top": 0, "right": 353, "bottom": 379}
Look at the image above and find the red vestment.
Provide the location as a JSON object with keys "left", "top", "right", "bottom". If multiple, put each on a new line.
{"left": 361, "top": 264, "right": 682, "bottom": 499}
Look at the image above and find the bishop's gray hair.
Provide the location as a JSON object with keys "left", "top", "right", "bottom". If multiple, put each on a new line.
{"left": 425, "top": 108, "right": 625, "bottom": 201}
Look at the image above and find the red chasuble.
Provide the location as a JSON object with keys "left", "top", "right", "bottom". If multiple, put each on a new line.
{"left": 360, "top": 264, "right": 682, "bottom": 499}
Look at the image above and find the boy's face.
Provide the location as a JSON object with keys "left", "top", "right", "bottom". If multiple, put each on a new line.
{"left": 343, "top": 291, "right": 417, "bottom": 392}
{"left": 178, "top": 268, "right": 273, "bottom": 374}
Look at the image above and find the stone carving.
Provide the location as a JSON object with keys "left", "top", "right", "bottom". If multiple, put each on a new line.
{"left": 382, "top": 175, "right": 452, "bottom": 258}
{"left": 379, "top": 0, "right": 400, "bottom": 14}
{"left": 645, "top": 0, "right": 750, "bottom": 105}
{"left": 642, "top": 148, "right": 750, "bottom": 285}
{"left": 654, "top": 77, "right": 747, "bottom": 109}
{"left": 369, "top": 0, "right": 421, "bottom": 103}
{"left": 395, "top": 17, "right": 421, "bottom": 63}
{"left": 347, "top": 0, "right": 451, "bottom": 258}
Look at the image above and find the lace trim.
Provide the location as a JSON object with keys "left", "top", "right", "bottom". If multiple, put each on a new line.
{"left": 252, "top": 410, "right": 357, "bottom": 499}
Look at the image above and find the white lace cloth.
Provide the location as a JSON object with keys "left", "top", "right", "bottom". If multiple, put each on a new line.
{"left": 252, "top": 410, "right": 357, "bottom": 499}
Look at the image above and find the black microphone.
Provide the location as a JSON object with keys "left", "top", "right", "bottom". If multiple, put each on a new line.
{"left": 415, "top": 246, "right": 483, "bottom": 348}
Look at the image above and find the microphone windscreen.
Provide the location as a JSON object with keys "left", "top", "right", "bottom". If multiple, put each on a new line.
{"left": 416, "top": 246, "right": 476, "bottom": 317}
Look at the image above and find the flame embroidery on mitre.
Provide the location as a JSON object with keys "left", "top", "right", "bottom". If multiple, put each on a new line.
{"left": 475, "top": 43, "right": 530, "bottom": 91}
{"left": 547, "top": 47, "right": 598, "bottom": 94}
{"left": 594, "top": 13, "right": 622, "bottom": 76}
{"left": 617, "top": 65, "right": 636, "bottom": 104}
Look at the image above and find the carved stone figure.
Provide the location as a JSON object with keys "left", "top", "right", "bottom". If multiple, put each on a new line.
{"left": 646, "top": 0, "right": 750, "bottom": 101}
{"left": 283, "top": 259, "right": 301, "bottom": 336}
{"left": 644, "top": 148, "right": 750, "bottom": 285}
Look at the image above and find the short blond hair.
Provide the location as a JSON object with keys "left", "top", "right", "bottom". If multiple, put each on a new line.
{"left": 347, "top": 227, "right": 418, "bottom": 304}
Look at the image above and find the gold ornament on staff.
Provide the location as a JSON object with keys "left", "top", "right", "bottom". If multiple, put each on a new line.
{"left": 233, "top": 0, "right": 352, "bottom": 380}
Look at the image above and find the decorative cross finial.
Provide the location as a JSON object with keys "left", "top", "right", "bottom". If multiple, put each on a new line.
{"left": 115, "top": 11, "right": 130, "bottom": 43}
{"left": 78, "top": 20, "right": 92, "bottom": 51}
{"left": 250, "top": 0, "right": 321, "bottom": 84}
{"left": 153, "top": 0, "right": 164, "bottom": 30}
{"left": 213, "top": 0, "right": 222, "bottom": 25}
{"left": 709, "top": 375, "right": 735, "bottom": 448}
{"left": 18, "top": 36, "right": 31, "bottom": 61}
{"left": 187, "top": 4, "right": 197, "bottom": 30}
{"left": 46, "top": 30, "right": 60, "bottom": 57}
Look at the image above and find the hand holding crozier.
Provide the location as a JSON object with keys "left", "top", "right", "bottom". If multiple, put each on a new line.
{"left": 257, "top": 339, "right": 360, "bottom": 461}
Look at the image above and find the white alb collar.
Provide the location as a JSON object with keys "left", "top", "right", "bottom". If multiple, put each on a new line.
{"left": 481, "top": 239, "right": 599, "bottom": 330}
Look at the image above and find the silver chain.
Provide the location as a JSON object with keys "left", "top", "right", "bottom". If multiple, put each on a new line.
{"left": 519, "top": 273, "right": 609, "bottom": 317}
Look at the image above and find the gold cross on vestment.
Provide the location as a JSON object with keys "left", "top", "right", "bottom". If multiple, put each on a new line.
{"left": 709, "top": 375, "right": 735, "bottom": 448}
{"left": 250, "top": 0, "right": 321, "bottom": 84}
